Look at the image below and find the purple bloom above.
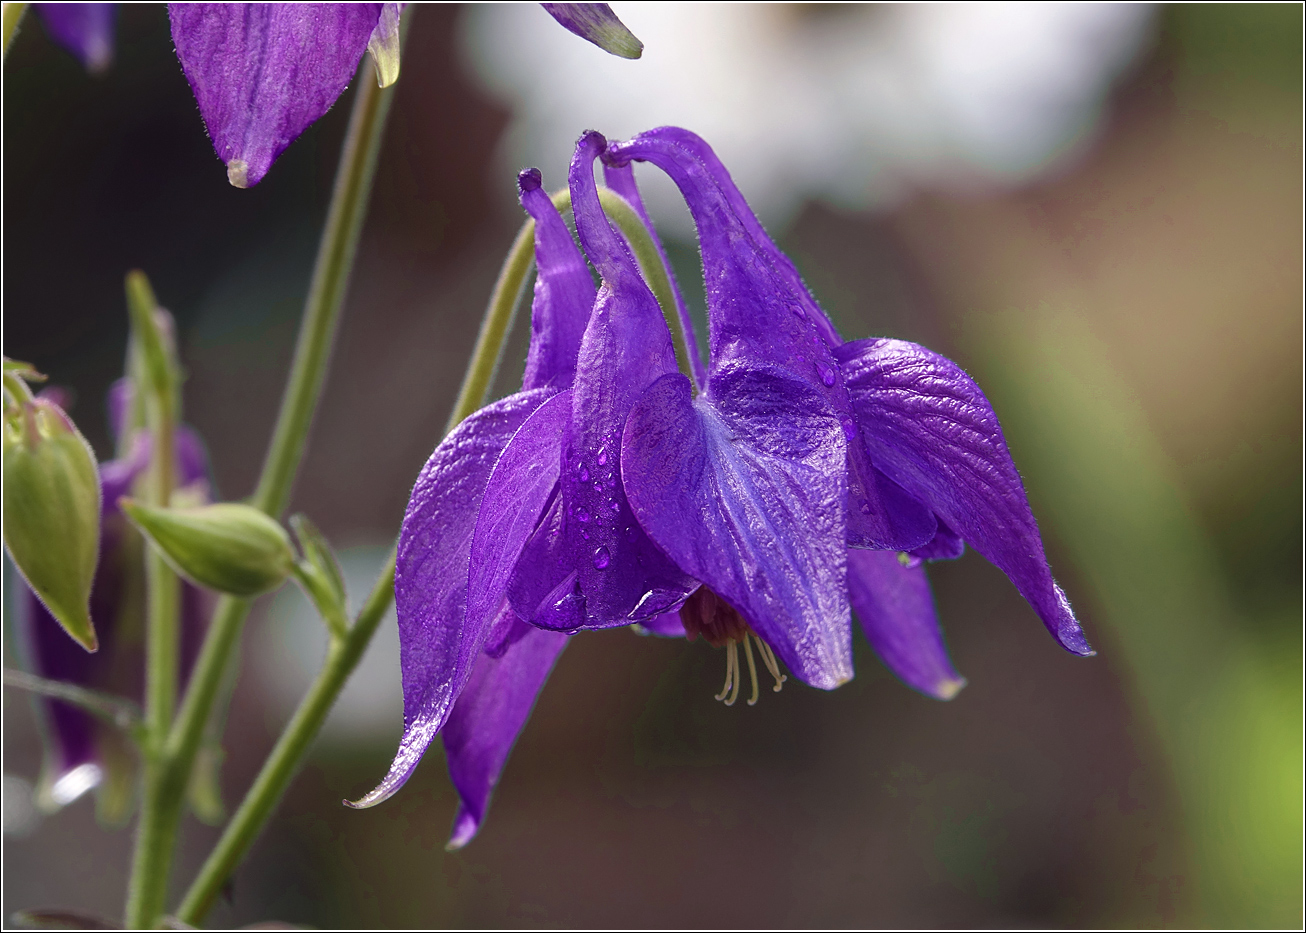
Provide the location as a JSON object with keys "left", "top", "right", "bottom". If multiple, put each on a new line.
{"left": 19, "top": 381, "right": 212, "bottom": 821}
{"left": 169, "top": 3, "right": 386, "bottom": 188}
{"left": 540, "top": 3, "right": 643, "bottom": 59}
{"left": 35, "top": 3, "right": 116, "bottom": 74}
{"left": 358, "top": 126, "right": 1091, "bottom": 848}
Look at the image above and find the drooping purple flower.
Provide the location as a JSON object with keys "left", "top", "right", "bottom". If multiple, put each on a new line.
{"left": 20, "top": 380, "right": 213, "bottom": 819}
{"left": 361, "top": 126, "right": 1090, "bottom": 848}
{"left": 35, "top": 3, "right": 116, "bottom": 74}
{"left": 540, "top": 4, "right": 643, "bottom": 59}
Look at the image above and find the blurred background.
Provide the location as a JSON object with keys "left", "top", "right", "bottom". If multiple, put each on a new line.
{"left": 3, "top": 3, "right": 1300, "bottom": 927}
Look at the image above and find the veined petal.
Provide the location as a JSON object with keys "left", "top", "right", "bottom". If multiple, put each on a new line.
{"left": 36, "top": 3, "right": 115, "bottom": 73}
{"left": 168, "top": 4, "right": 383, "bottom": 187}
{"left": 605, "top": 127, "right": 929, "bottom": 550}
{"left": 443, "top": 613, "right": 568, "bottom": 850}
{"left": 836, "top": 338, "right": 1093, "bottom": 656}
{"left": 847, "top": 548, "right": 965, "bottom": 700}
{"left": 351, "top": 388, "right": 556, "bottom": 809}
{"left": 636, "top": 609, "right": 690, "bottom": 639}
{"left": 623, "top": 370, "right": 853, "bottom": 690}
{"left": 514, "top": 132, "right": 694, "bottom": 631}
{"left": 518, "top": 168, "right": 594, "bottom": 391}
{"left": 907, "top": 517, "right": 966, "bottom": 566}
{"left": 540, "top": 3, "right": 642, "bottom": 59}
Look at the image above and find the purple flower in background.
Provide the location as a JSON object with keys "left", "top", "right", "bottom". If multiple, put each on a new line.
{"left": 35, "top": 3, "right": 116, "bottom": 74}
{"left": 20, "top": 381, "right": 213, "bottom": 822}
{"left": 359, "top": 126, "right": 1090, "bottom": 848}
{"left": 541, "top": 3, "right": 643, "bottom": 59}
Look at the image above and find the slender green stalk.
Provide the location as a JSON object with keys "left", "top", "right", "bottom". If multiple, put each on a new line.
{"left": 122, "top": 62, "right": 398, "bottom": 930}
{"left": 2, "top": 668, "right": 143, "bottom": 738}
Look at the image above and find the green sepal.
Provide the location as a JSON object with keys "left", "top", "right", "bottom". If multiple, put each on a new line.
{"left": 120, "top": 500, "right": 295, "bottom": 597}
{"left": 3, "top": 397, "right": 101, "bottom": 652}
{"left": 366, "top": 2, "right": 403, "bottom": 87}
{"left": 186, "top": 742, "right": 226, "bottom": 826}
{"left": 289, "top": 514, "right": 349, "bottom": 639}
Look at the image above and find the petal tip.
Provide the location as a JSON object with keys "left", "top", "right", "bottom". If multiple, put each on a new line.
{"left": 518, "top": 167, "right": 543, "bottom": 193}
{"left": 226, "top": 159, "right": 250, "bottom": 189}
{"left": 934, "top": 676, "right": 967, "bottom": 701}
{"left": 446, "top": 806, "right": 478, "bottom": 850}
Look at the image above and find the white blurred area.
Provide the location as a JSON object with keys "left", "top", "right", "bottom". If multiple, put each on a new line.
{"left": 463, "top": 3, "right": 1156, "bottom": 233}
{"left": 252, "top": 546, "right": 401, "bottom": 747}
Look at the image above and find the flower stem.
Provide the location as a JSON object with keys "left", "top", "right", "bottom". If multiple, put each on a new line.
{"left": 122, "top": 61, "right": 397, "bottom": 930}
{"left": 174, "top": 169, "right": 539, "bottom": 928}
{"left": 1, "top": 668, "right": 144, "bottom": 738}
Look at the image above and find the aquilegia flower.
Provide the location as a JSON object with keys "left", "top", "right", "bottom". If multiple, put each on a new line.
{"left": 356, "top": 126, "right": 1091, "bottom": 848}
{"left": 167, "top": 2, "right": 641, "bottom": 188}
{"left": 19, "top": 380, "right": 213, "bottom": 823}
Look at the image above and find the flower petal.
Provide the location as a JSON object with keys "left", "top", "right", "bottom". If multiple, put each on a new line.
{"left": 513, "top": 132, "right": 695, "bottom": 631}
{"left": 443, "top": 612, "right": 568, "bottom": 850}
{"left": 601, "top": 161, "right": 707, "bottom": 390}
{"left": 539, "top": 3, "right": 642, "bottom": 59}
{"left": 623, "top": 370, "right": 853, "bottom": 689}
{"left": 365, "top": 2, "right": 405, "bottom": 88}
{"left": 836, "top": 337, "right": 1093, "bottom": 656}
{"left": 605, "top": 127, "right": 931, "bottom": 551}
{"left": 907, "top": 517, "right": 966, "bottom": 566}
{"left": 518, "top": 168, "right": 594, "bottom": 391}
{"left": 168, "top": 3, "right": 383, "bottom": 187}
{"left": 350, "top": 388, "right": 556, "bottom": 809}
{"left": 36, "top": 3, "right": 115, "bottom": 73}
{"left": 635, "top": 610, "right": 690, "bottom": 639}
{"left": 847, "top": 548, "right": 965, "bottom": 700}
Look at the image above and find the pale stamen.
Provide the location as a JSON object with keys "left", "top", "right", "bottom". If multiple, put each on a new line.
{"left": 715, "top": 639, "right": 736, "bottom": 702}
{"left": 741, "top": 634, "right": 761, "bottom": 706}
{"left": 724, "top": 641, "right": 742, "bottom": 706}
{"left": 753, "top": 635, "right": 787, "bottom": 692}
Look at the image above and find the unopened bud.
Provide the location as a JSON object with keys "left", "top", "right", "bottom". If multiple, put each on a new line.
{"left": 2, "top": 398, "right": 101, "bottom": 652}
{"left": 120, "top": 500, "right": 295, "bottom": 597}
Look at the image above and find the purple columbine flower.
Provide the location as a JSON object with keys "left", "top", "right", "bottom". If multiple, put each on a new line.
{"left": 19, "top": 380, "right": 212, "bottom": 821}
{"left": 34, "top": 3, "right": 117, "bottom": 74}
{"left": 359, "top": 127, "right": 1090, "bottom": 847}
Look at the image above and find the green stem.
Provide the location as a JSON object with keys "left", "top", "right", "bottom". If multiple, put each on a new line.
{"left": 122, "top": 63, "right": 398, "bottom": 930}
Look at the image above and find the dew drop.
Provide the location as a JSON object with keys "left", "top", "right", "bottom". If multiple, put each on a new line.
{"left": 841, "top": 417, "right": 857, "bottom": 441}
{"left": 597, "top": 449, "right": 608, "bottom": 466}
{"left": 594, "top": 482, "right": 603, "bottom": 493}
{"left": 593, "top": 546, "right": 611, "bottom": 569}
{"left": 817, "top": 361, "right": 836, "bottom": 387}
{"left": 577, "top": 507, "right": 590, "bottom": 523}
{"left": 579, "top": 464, "right": 590, "bottom": 482}
{"left": 609, "top": 500, "right": 620, "bottom": 512}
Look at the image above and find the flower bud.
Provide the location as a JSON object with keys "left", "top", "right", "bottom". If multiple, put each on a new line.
{"left": 2, "top": 398, "right": 102, "bottom": 652}
{"left": 119, "top": 500, "right": 295, "bottom": 597}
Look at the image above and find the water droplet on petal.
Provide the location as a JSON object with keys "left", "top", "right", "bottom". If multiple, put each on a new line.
{"left": 817, "top": 361, "right": 836, "bottom": 387}
{"left": 594, "top": 482, "right": 603, "bottom": 493}
{"left": 579, "top": 464, "right": 590, "bottom": 482}
{"left": 593, "top": 546, "right": 611, "bottom": 569}
{"left": 597, "top": 449, "right": 608, "bottom": 466}
{"left": 609, "top": 501, "right": 620, "bottom": 512}
{"left": 841, "top": 417, "right": 857, "bottom": 441}
{"left": 577, "top": 508, "right": 590, "bottom": 523}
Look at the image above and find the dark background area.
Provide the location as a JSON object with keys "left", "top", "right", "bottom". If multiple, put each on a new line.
{"left": 3, "top": 4, "right": 1300, "bottom": 928}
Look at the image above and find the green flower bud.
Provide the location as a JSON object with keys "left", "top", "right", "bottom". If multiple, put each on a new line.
{"left": 2, "top": 397, "right": 101, "bottom": 652}
{"left": 119, "top": 500, "right": 295, "bottom": 597}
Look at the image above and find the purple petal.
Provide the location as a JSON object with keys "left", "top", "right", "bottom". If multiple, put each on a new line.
{"left": 539, "top": 3, "right": 642, "bottom": 59}
{"left": 512, "top": 132, "right": 695, "bottom": 631}
{"left": 635, "top": 610, "right": 689, "bottom": 638}
{"left": 847, "top": 549, "right": 965, "bottom": 700}
{"left": 601, "top": 161, "right": 707, "bottom": 390}
{"left": 907, "top": 517, "right": 966, "bottom": 566}
{"left": 36, "top": 3, "right": 115, "bottom": 73}
{"left": 443, "top": 615, "right": 568, "bottom": 849}
{"left": 106, "top": 378, "right": 132, "bottom": 443}
{"left": 351, "top": 388, "right": 557, "bottom": 809}
{"left": 518, "top": 168, "right": 594, "bottom": 391}
{"left": 623, "top": 370, "right": 853, "bottom": 690}
{"left": 168, "top": 4, "right": 383, "bottom": 187}
{"left": 835, "top": 338, "right": 1093, "bottom": 656}
{"left": 605, "top": 127, "right": 930, "bottom": 551}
